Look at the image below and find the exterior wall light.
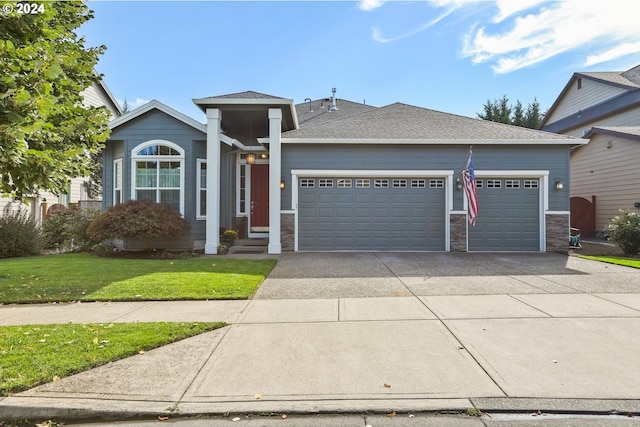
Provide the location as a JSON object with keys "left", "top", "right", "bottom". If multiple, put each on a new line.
{"left": 246, "top": 153, "right": 256, "bottom": 165}
{"left": 455, "top": 177, "right": 463, "bottom": 190}
{"left": 555, "top": 180, "right": 564, "bottom": 191}
{"left": 280, "top": 180, "right": 285, "bottom": 189}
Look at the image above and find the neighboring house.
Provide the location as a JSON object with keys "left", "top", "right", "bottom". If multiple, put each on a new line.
{"left": 0, "top": 76, "right": 122, "bottom": 224}
{"left": 541, "top": 64, "right": 640, "bottom": 235}
{"left": 103, "top": 90, "right": 581, "bottom": 254}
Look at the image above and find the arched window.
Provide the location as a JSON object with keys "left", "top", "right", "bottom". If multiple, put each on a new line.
{"left": 131, "top": 140, "right": 185, "bottom": 214}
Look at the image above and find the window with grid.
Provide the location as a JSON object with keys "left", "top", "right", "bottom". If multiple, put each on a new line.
{"left": 132, "top": 141, "right": 184, "bottom": 214}
{"left": 429, "top": 179, "right": 444, "bottom": 188}
{"left": 392, "top": 179, "right": 408, "bottom": 188}
{"left": 319, "top": 179, "right": 333, "bottom": 188}
{"left": 411, "top": 179, "right": 426, "bottom": 188}
{"left": 356, "top": 178, "right": 370, "bottom": 188}
{"left": 300, "top": 178, "right": 315, "bottom": 188}
{"left": 337, "top": 179, "right": 352, "bottom": 188}
{"left": 487, "top": 180, "right": 502, "bottom": 188}
{"left": 505, "top": 179, "right": 520, "bottom": 188}
{"left": 374, "top": 179, "right": 389, "bottom": 188}
{"left": 524, "top": 179, "right": 539, "bottom": 189}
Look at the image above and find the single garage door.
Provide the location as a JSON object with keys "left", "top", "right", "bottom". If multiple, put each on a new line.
{"left": 468, "top": 178, "right": 540, "bottom": 251}
{"left": 298, "top": 177, "right": 446, "bottom": 251}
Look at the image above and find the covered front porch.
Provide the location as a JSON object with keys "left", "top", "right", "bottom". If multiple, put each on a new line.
{"left": 193, "top": 92, "right": 298, "bottom": 255}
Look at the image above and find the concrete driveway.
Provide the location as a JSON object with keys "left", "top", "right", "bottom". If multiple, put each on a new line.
{"left": 3, "top": 252, "right": 640, "bottom": 421}
{"left": 254, "top": 252, "right": 640, "bottom": 299}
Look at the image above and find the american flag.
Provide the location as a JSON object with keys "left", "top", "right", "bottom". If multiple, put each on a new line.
{"left": 462, "top": 151, "right": 479, "bottom": 226}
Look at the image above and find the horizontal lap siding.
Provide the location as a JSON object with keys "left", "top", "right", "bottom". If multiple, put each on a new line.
{"left": 546, "top": 79, "right": 627, "bottom": 124}
{"left": 281, "top": 144, "right": 569, "bottom": 212}
{"left": 571, "top": 134, "right": 640, "bottom": 229}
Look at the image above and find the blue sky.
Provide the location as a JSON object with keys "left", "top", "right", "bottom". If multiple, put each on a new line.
{"left": 81, "top": 0, "right": 640, "bottom": 122}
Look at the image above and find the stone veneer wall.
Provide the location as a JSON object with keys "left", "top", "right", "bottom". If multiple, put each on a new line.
{"left": 281, "top": 213, "right": 295, "bottom": 251}
{"left": 546, "top": 213, "right": 569, "bottom": 253}
{"left": 450, "top": 214, "right": 467, "bottom": 252}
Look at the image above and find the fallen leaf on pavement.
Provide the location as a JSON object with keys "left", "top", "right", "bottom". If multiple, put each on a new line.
{"left": 386, "top": 411, "right": 396, "bottom": 417}
{"left": 158, "top": 416, "right": 168, "bottom": 421}
{"left": 384, "top": 383, "right": 391, "bottom": 388}
{"left": 254, "top": 394, "right": 262, "bottom": 399}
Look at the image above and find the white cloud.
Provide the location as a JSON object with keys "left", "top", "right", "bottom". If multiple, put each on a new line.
{"left": 370, "top": 4, "right": 458, "bottom": 43}
{"left": 358, "top": 0, "right": 386, "bottom": 11}
{"left": 364, "top": 0, "right": 640, "bottom": 74}
{"left": 585, "top": 41, "right": 640, "bottom": 67}
{"left": 491, "top": 0, "right": 548, "bottom": 23}
{"left": 462, "top": 0, "right": 640, "bottom": 73}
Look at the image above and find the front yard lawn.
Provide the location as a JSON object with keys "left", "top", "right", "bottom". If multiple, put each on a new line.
{"left": 0, "top": 321, "right": 225, "bottom": 395}
{"left": 0, "top": 254, "right": 276, "bottom": 304}
{"left": 581, "top": 255, "right": 640, "bottom": 269}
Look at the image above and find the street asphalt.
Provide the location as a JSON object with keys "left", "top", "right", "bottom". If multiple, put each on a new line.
{"left": 1, "top": 252, "right": 640, "bottom": 424}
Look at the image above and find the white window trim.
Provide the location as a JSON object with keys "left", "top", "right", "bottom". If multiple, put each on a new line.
{"left": 236, "top": 156, "right": 248, "bottom": 217}
{"left": 113, "top": 158, "right": 123, "bottom": 204}
{"left": 130, "top": 140, "right": 185, "bottom": 215}
{"left": 196, "top": 158, "right": 206, "bottom": 220}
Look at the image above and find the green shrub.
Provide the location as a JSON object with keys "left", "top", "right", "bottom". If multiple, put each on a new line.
{"left": 87, "top": 200, "right": 190, "bottom": 250}
{"left": 607, "top": 210, "right": 640, "bottom": 256}
{"left": 0, "top": 204, "right": 42, "bottom": 258}
{"left": 42, "top": 208, "right": 101, "bottom": 251}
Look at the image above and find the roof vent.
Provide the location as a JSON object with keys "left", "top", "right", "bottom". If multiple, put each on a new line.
{"left": 330, "top": 87, "right": 338, "bottom": 111}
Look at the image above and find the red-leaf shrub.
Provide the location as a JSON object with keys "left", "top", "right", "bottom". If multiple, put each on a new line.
{"left": 87, "top": 200, "right": 189, "bottom": 249}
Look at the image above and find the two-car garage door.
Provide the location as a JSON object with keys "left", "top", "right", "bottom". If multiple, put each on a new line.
{"left": 298, "top": 177, "right": 446, "bottom": 251}
{"left": 296, "top": 175, "right": 541, "bottom": 252}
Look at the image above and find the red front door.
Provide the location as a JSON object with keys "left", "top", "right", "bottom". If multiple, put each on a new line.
{"left": 250, "top": 164, "right": 269, "bottom": 228}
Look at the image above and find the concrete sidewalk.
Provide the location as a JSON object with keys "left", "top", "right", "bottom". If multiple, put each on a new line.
{"left": 1, "top": 253, "right": 640, "bottom": 422}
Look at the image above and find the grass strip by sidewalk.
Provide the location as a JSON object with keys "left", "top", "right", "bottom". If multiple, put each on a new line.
{"left": 580, "top": 255, "right": 640, "bottom": 269}
{"left": 0, "top": 254, "right": 276, "bottom": 303}
{"left": 0, "top": 321, "right": 225, "bottom": 396}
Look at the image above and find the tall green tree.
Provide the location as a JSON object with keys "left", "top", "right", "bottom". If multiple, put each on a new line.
{"left": 477, "top": 96, "right": 543, "bottom": 129}
{"left": 525, "top": 98, "right": 542, "bottom": 129}
{"left": 511, "top": 100, "right": 525, "bottom": 127}
{"left": 0, "top": 1, "right": 111, "bottom": 201}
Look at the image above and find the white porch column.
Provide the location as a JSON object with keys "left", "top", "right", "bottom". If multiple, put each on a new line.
{"left": 268, "top": 108, "right": 282, "bottom": 254}
{"left": 205, "top": 108, "right": 221, "bottom": 254}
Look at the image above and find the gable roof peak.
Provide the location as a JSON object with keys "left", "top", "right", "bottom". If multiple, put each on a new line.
{"left": 109, "top": 99, "right": 206, "bottom": 134}
{"left": 202, "top": 90, "right": 285, "bottom": 100}
{"left": 621, "top": 64, "right": 640, "bottom": 85}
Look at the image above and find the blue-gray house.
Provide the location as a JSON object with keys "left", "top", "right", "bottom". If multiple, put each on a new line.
{"left": 103, "top": 90, "right": 583, "bottom": 254}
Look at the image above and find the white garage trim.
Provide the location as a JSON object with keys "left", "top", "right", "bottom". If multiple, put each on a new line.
{"left": 465, "top": 170, "right": 549, "bottom": 252}
{"left": 291, "top": 169, "right": 454, "bottom": 252}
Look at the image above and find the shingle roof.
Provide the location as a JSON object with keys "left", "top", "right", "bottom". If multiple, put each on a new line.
{"left": 283, "top": 102, "right": 573, "bottom": 140}
{"left": 296, "top": 98, "right": 377, "bottom": 127}
{"left": 204, "top": 90, "right": 286, "bottom": 100}
{"left": 584, "top": 126, "right": 640, "bottom": 140}
{"left": 579, "top": 71, "right": 640, "bottom": 89}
